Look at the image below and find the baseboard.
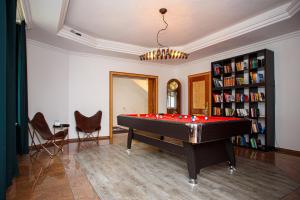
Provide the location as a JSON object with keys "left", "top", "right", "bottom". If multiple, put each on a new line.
{"left": 68, "top": 136, "right": 110, "bottom": 143}
{"left": 276, "top": 147, "right": 300, "bottom": 157}
{"left": 29, "top": 136, "right": 110, "bottom": 150}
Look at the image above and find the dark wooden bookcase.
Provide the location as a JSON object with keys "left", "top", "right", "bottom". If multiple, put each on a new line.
{"left": 211, "top": 49, "right": 275, "bottom": 151}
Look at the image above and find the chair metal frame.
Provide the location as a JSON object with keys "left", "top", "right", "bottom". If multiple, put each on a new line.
{"left": 74, "top": 110, "right": 102, "bottom": 144}
{"left": 28, "top": 123, "right": 40, "bottom": 157}
{"left": 29, "top": 113, "right": 68, "bottom": 159}
{"left": 77, "top": 129, "right": 100, "bottom": 143}
{"left": 33, "top": 130, "right": 66, "bottom": 158}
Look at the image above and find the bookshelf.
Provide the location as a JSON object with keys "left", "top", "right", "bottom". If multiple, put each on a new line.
{"left": 211, "top": 49, "right": 275, "bottom": 151}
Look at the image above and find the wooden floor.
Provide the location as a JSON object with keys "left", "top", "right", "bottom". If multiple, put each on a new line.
{"left": 6, "top": 134, "right": 300, "bottom": 200}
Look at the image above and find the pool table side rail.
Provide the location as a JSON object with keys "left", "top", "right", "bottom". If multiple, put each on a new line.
{"left": 117, "top": 115, "right": 251, "bottom": 144}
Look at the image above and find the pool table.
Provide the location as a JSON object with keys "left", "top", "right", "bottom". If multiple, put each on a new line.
{"left": 117, "top": 113, "right": 251, "bottom": 184}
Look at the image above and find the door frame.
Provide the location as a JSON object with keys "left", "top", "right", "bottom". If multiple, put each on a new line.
{"left": 188, "top": 72, "right": 211, "bottom": 116}
{"left": 109, "top": 71, "right": 158, "bottom": 144}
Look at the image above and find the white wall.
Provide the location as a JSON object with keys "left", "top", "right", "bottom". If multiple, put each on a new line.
{"left": 113, "top": 77, "right": 148, "bottom": 126}
{"left": 27, "top": 31, "right": 300, "bottom": 151}
{"left": 174, "top": 32, "right": 300, "bottom": 151}
{"left": 68, "top": 53, "right": 174, "bottom": 139}
{"left": 27, "top": 41, "right": 69, "bottom": 136}
{"left": 27, "top": 40, "right": 175, "bottom": 140}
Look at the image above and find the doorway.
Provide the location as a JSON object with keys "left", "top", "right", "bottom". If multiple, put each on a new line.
{"left": 188, "top": 72, "right": 211, "bottom": 116}
{"left": 109, "top": 71, "right": 158, "bottom": 143}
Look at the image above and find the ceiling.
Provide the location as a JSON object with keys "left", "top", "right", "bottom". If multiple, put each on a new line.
{"left": 65, "top": 0, "right": 290, "bottom": 47}
{"left": 25, "top": 0, "right": 300, "bottom": 64}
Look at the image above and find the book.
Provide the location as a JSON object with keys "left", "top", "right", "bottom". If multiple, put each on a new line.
{"left": 224, "top": 64, "right": 232, "bottom": 74}
{"left": 213, "top": 64, "right": 222, "bottom": 76}
{"left": 250, "top": 72, "right": 257, "bottom": 84}
{"left": 224, "top": 76, "right": 235, "bottom": 87}
{"left": 236, "top": 108, "right": 248, "bottom": 117}
{"left": 213, "top": 78, "right": 223, "bottom": 87}
{"left": 213, "top": 107, "right": 221, "bottom": 116}
{"left": 236, "top": 77, "right": 244, "bottom": 86}
{"left": 236, "top": 93, "right": 249, "bottom": 102}
{"left": 236, "top": 62, "right": 243, "bottom": 71}
{"left": 213, "top": 94, "right": 223, "bottom": 103}
{"left": 252, "top": 122, "right": 258, "bottom": 133}
{"left": 258, "top": 73, "right": 264, "bottom": 83}
{"left": 250, "top": 108, "right": 260, "bottom": 118}
{"left": 244, "top": 134, "right": 250, "bottom": 144}
{"left": 225, "top": 108, "right": 235, "bottom": 116}
{"left": 250, "top": 57, "right": 258, "bottom": 69}
{"left": 250, "top": 92, "right": 265, "bottom": 102}
{"left": 224, "top": 93, "right": 234, "bottom": 102}
{"left": 250, "top": 138, "right": 257, "bottom": 149}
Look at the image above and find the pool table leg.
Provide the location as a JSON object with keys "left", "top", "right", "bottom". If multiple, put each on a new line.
{"left": 225, "top": 139, "right": 236, "bottom": 169}
{"left": 127, "top": 128, "right": 134, "bottom": 150}
{"left": 183, "top": 142, "right": 198, "bottom": 184}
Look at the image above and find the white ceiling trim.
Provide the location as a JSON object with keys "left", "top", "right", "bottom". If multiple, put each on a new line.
{"left": 57, "top": 25, "right": 149, "bottom": 55}
{"left": 180, "top": 0, "right": 300, "bottom": 53}
{"left": 20, "top": 0, "right": 33, "bottom": 29}
{"left": 179, "top": 30, "right": 300, "bottom": 67}
{"left": 27, "top": 38, "right": 69, "bottom": 54}
{"left": 16, "top": 0, "right": 24, "bottom": 23}
{"left": 47, "top": 0, "right": 300, "bottom": 57}
{"left": 57, "top": 0, "right": 70, "bottom": 31}
{"left": 27, "top": 38, "right": 175, "bottom": 68}
{"left": 288, "top": 0, "right": 300, "bottom": 16}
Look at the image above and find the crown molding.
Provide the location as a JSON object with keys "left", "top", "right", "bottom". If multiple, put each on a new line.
{"left": 68, "top": 51, "right": 175, "bottom": 68}
{"left": 27, "top": 39, "right": 70, "bottom": 54}
{"left": 57, "top": 25, "right": 149, "bottom": 55}
{"left": 27, "top": 39, "right": 174, "bottom": 67}
{"left": 20, "top": 0, "right": 33, "bottom": 29}
{"left": 57, "top": 0, "right": 70, "bottom": 31}
{"left": 16, "top": 0, "right": 24, "bottom": 23}
{"left": 180, "top": 0, "right": 300, "bottom": 53}
{"left": 287, "top": 0, "right": 300, "bottom": 16}
{"left": 56, "top": 0, "right": 300, "bottom": 58}
{"left": 178, "top": 30, "right": 300, "bottom": 67}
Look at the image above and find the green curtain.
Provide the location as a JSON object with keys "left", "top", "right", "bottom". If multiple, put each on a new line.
{"left": 1, "top": 0, "right": 19, "bottom": 199}
{"left": 5, "top": 0, "right": 19, "bottom": 191}
{"left": 16, "top": 21, "right": 29, "bottom": 154}
{"left": 0, "top": 1, "right": 29, "bottom": 198}
{"left": 0, "top": 1, "right": 7, "bottom": 199}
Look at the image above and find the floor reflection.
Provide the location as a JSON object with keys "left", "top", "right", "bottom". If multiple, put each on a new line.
{"left": 6, "top": 133, "right": 300, "bottom": 200}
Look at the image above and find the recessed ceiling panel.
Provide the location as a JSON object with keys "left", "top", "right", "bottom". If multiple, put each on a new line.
{"left": 65, "top": 0, "right": 291, "bottom": 47}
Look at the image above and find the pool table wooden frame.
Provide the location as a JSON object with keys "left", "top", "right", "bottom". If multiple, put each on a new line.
{"left": 117, "top": 114, "right": 251, "bottom": 184}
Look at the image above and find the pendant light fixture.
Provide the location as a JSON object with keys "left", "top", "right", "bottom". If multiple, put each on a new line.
{"left": 140, "top": 8, "right": 189, "bottom": 61}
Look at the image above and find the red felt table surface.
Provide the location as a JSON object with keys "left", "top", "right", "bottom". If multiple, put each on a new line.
{"left": 123, "top": 114, "right": 242, "bottom": 124}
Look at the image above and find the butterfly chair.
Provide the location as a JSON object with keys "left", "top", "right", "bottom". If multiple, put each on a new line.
{"left": 29, "top": 112, "right": 68, "bottom": 158}
{"left": 74, "top": 110, "right": 102, "bottom": 143}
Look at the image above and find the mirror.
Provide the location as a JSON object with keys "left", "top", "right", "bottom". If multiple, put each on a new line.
{"left": 167, "top": 79, "right": 181, "bottom": 114}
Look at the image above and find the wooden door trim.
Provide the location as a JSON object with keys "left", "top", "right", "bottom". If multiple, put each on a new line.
{"left": 188, "top": 72, "right": 211, "bottom": 116}
{"left": 109, "top": 71, "right": 158, "bottom": 144}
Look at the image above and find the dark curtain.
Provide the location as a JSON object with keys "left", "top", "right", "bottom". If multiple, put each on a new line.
{"left": 0, "top": 1, "right": 7, "bottom": 200}
{"left": 5, "top": 0, "right": 19, "bottom": 191}
{"left": 1, "top": 0, "right": 19, "bottom": 199}
{"left": 16, "top": 21, "right": 29, "bottom": 154}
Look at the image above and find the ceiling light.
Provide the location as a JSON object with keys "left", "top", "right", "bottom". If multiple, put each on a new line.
{"left": 140, "top": 8, "right": 189, "bottom": 61}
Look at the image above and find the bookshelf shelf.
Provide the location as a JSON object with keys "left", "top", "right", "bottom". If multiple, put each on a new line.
{"left": 211, "top": 49, "right": 275, "bottom": 151}
{"left": 249, "top": 83, "right": 265, "bottom": 87}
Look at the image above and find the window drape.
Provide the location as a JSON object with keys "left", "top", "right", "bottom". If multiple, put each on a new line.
{"left": 16, "top": 21, "right": 29, "bottom": 155}
{"left": 1, "top": 0, "right": 29, "bottom": 199}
